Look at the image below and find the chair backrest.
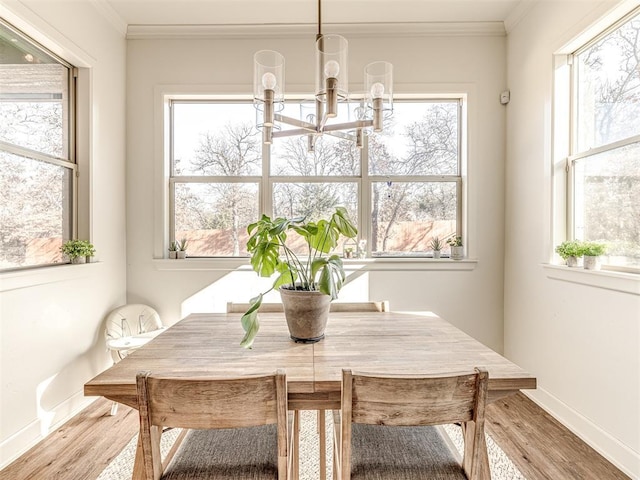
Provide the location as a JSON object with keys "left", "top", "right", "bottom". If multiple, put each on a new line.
{"left": 226, "top": 301, "right": 389, "bottom": 313}
{"left": 136, "top": 370, "right": 288, "bottom": 480}
{"left": 227, "top": 302, "right": 284, "bottom": 313}
{"left": 330, "top": 301, "right": 389, "bottom": 312}
{"left": 339, "top": 367, "right": 488, "bottom": 480}
{"left": 105, "top": 304, "right": 162, "bottom": 340}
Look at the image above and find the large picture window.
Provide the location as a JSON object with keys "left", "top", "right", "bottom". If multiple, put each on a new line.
{"left": 0, "top": 19, "right": 75, "bottom": 270}
{"left": 569, "top": 9, "right": 640, "bottom": 270}
{"left": 169, "top": 98, "right": 463, "bottom": 258}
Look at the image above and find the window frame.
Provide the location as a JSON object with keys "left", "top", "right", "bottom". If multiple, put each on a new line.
{"left": 565, "top": 7, "right": 640, "bottom": 273}
{"left": 167, "top": 96, "right": 465, "bottom": 259}
{"left": 0, "top": 18, "right": 77, "bottom": 272}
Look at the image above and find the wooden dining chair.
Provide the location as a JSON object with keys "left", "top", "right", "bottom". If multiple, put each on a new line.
{"left": 334, "top": 367, "right": 489, "bottom": 480}
{"left": 136, "top": 369, "right": 290, "bottom": 480}
{"left": 226, "top": 301, "right": 389, "bottom": 313}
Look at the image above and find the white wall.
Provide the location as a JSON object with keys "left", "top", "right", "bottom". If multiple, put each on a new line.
{"left": 125, "top": 31, "right": 508, "bottom": 352}
{"left": 504, "top": 1, "right": 640, "bottom": 477}
{"left": 0, "top": 0, "right": 127, "bottom": 467}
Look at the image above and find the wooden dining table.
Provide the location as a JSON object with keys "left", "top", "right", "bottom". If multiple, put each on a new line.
{"left": 85, "top": 311, "right": 536, "bottom": 479}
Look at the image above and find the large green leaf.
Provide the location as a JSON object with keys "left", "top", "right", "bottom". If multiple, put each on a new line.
{"left": 250, "top": 240, "right": 280, "bottom": 277}
{"left": 308, "top": 220, "right": 338, "bottom": 253}
{"left": 310, "top": 257, "right": 328, "bottom": 279}
{"left": 316, "top": 255, "right": 345, "bottom": 300}
{"left": 240, "top": 294, "right": 263, "bottom": 348}
{"left": 332, "top": 207, "right": 358, "bottom": 238}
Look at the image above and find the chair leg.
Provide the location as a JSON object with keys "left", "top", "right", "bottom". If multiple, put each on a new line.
{"left": 292, "top": 410, "right": 300, "bottom": 480}
{"left": 110, "top": 401, "right": 119, "bottom": 416}
{"left": 318, "top": 410, "right": 327, "bottom": 480}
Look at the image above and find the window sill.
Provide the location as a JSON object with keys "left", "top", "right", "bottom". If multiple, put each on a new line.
{"left": 0, "top": 262, "right": 104, "bottom": 293}
{"left": 153, "top": 257, "right": 478, "bottom": 272}
{"left": 543, "top": 264, "right": 639, "bottom": 296}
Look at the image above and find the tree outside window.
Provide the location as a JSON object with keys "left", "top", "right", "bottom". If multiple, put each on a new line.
{"left": 170, "top": 99, "right": 463, "bottom": 258}
{"left": 571, "top": 9, "right": 640, "bottom": 269}
{"left": 0, "top": 19, "right": 74, "bottom": 270}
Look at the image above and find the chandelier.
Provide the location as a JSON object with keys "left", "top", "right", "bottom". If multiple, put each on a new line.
{"left": 253, "top": 0, "right": 393, "bottom": 149}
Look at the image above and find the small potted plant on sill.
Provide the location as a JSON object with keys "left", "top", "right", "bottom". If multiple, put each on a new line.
{"left": 430, "top": 236, "right": 443, "bottom": 259}
{"left": 168, "top": 241, "right": 178, "bottom": 259}
{"left": 61, "top": 239, "right": 95, "bottom": 264}
{"left": 555, "top": 240, "right": 583, "bottom": 267}
{"left": 447, "top": 236, "right": 464, "bottom": 260}
{"left": 177, "top": 238, "right": 188, "bottom": 259}
{"left": 582, "top": 241, "right": 606, "bottom": 270}
{"left": 241, "top": 206, "right": 357, "bottom": 348}
{"left": 84, "top": 241, "right": 96, "bottom": 263}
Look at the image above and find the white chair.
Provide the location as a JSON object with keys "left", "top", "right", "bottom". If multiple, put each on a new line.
{"left": 104, "top": 304, "right": 165, "bottom": 414}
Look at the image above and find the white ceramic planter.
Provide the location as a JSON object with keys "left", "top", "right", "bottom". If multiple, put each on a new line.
{"left": 177, "top": 251, "right": 187, "bottom": 259}
{"left": 450, "top": 246, "right": 464, "bottom": 260}
{"left": 583, "top": 255, "right": 600, "bottom": 270}
{"left": 566, "top": 256, "right": 579, "bottom": 267}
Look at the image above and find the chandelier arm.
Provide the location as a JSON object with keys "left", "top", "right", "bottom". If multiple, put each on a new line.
{"left": 272, "top": 128, "right": 318, "bottom": 139}
{"left": 322, "top": 120, "right": 373, "bottom": 132}
{"left": 324, "top": 130, "right": 356, "bottom": 141}
{"left": 272, "top": 128, "right": 358, "bottom": 143}
{"left": 319, "top": 112, "right": 329, "bottom": 132}
{"left": 275, "top": 114, "right": 317, "bottom": 131}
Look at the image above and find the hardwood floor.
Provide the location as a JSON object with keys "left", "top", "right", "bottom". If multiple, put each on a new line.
{"left": 0, "top": 393, "right": 630, "bottom": 480}
{"left": 486, "top": 394, "right": 630, "bottom": 480}
{"left": 0, "top": 400, "right": 138, "bottom": 480}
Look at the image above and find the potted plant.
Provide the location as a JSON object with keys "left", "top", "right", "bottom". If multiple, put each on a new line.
{"left": 168, "top": 241, "right": 178, "bottom": 259}
{"left": 582, "top": 241, "right": 606, "bottom": 270}
{"left": 61, "top": 239, "right": 94, "bottom": 264}
{"left": 177, "top": 238, "right": 188, "bottom": 259}
{"left": 555, "top": 240, "right": 583, "bottom": 267}
{"left": 447, "top": 236, "right": 464, "bottom": 260}
{"left": 240, "top": 206, "right": 357, "bottom": 348}
{"left": 430, "top": 236, "right": 443, "bottom": 259}
{"left": 84, "top": 241, "right": 96, "bottom": 263}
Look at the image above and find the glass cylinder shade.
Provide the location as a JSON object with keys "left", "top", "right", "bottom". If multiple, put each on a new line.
{"left": 316, "top": 35, "right": 348, "bottom": 112}
{"left": 365, "top": 61, "right": 393, "bottom": 118}
{"left": 253, "top": 50, "right": 285, "bottom": 103}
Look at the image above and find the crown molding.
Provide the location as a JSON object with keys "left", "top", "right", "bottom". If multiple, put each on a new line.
{"left": 126, "top": 21, "right": 506, "bottom": 40}
{"left": 503, "top": 0, "right": 537, "bottom": 34}
{"left": 89, "top": 0, "right": 128, "bottom": 37}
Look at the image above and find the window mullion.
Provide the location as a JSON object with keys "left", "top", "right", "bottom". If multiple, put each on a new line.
{"left": 360, "top": 134, "right": 371, "bottom": 254}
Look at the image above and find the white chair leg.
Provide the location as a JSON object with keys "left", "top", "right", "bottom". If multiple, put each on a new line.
{"left": 110, "top": 401, "right": 119, "bottom": 416}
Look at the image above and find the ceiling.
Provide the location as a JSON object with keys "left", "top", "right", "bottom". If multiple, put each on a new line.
{"left": 99, "top": 0, "right": 529, "bottom": 31}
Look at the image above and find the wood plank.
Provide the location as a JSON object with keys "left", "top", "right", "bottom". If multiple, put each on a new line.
{"left": 485, "top": 393, "right": 631, "bottom": 480}
{"left": 0, "top": 398, "right": 138, "bottom": 480}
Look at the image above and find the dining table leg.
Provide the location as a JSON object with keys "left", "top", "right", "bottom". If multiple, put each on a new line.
{"left": 461, "top": 420, "right": 491, "bottom": 479}
{"left": 292, "top": 410, "right": 300, "bottom": 480}
{"left": 131, "top": 434, "right": 145, "bottom": 480}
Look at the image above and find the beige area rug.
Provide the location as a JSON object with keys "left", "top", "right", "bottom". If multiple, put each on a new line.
{"left": 98, "top": 411, "right": 524, "bottom": 479}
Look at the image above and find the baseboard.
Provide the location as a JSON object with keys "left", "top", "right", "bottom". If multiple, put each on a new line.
{"left": 525, "top": 388, "right": 639, "bottom": 479}
{"left": 0, "top": 391, "right": 96, "bottom": 469}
